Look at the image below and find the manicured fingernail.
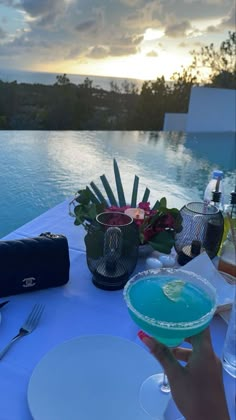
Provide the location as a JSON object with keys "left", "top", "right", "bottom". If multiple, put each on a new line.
{"left": 138, "top": 330, "right": 150, "bottom": 341}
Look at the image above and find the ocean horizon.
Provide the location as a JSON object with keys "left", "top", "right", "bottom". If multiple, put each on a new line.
{"left": 0, "top": 68, "right": 145, "bottom": 92}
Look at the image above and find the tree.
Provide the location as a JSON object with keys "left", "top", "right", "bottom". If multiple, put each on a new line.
{"left": 55, "top": 73, "right": 71, "bottom": 86}
{"left": 135, "top": 76, "right": 171, "bottom": 129}
{"left": 169, "top": 67, "right": 198, "bottom": 112}
{"left": 110, "top": 81, "right": 121, "bottom": 93}
{"left": 78, "top": 77, "right": 93, "bottom": 89}
{"left": 121, "top": 80, "right": 139, "bottom": 95}
{"left": 191, "top": 31, "right": 236, "bottom": 88}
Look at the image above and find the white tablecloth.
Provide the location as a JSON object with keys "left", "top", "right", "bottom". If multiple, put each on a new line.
{"left": 0, "top": 200, "right": 235, "bottom": 420}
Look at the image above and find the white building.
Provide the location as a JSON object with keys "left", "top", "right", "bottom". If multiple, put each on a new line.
{"left": 163, "top": 86, "right": 236, "bottom": 132}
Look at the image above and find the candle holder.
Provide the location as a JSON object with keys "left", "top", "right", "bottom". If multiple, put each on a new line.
{"left": 175, "top": 202, "right": 224, "bottom": 265}
{"left": 85, "top": 212, "right": 140, "bottom": 290}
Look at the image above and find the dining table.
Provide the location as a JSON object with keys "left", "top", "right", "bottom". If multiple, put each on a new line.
{"left": 0, "top": 199, "right": 235, "bottom": 420}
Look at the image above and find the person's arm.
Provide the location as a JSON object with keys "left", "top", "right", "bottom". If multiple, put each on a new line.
{"left": 138, "top": 328, "right": 230, "bottom": 420}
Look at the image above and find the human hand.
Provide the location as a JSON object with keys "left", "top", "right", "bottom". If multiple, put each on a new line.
{"left": 138, "top": 328, "right": 230, "bottom": 420}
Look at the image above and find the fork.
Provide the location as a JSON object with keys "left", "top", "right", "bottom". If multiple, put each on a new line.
{"left": 0, "top": 303, "right": 44, "bottom": 360}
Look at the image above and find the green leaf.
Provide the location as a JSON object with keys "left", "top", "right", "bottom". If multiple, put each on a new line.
{"left": 76, "top": 187, "right": 92, "bottom": 205}
{"left": 142, "top": 188, "right": 150, "bottom": 203}
{"left": 74, "top": 218, "right": 83, "bottom": 226}
{"left": 86, "top": 187, "right": 100, "bottom": 204}
{"left": 148, "top": 231, "right": 175, "bottom": 254}
{"left": 131, "top": 175, "right": 139, "bottom": 208}
{"left": 152, "top": 200, "right": 160, "bottom": 210}
{"left": 73, "top": 206, "right": 86, "bottom": 225}
{"left": 169, "top": 207, "right": 180, "bottom": 216}
{"left": 100, "top": 174, "right": 118, "bottom": 206}
{"left": 95, "top": 202, "right": 107, "bottom": 215}
{"left": 90, "top": 182, "right": 108, "bottom": 206}
{"left": 159, "top": 197, "right": 167, "bottom": 208}
{"left": 173, "top": 212, "right": 183, "bottom": 233}
{"left": 85, "top": 204, "right": 98, "bottom": 220}
{"left": 113, "top": 159, "right": 126, "bottom": 206}
{"left": 74, "top": 205, "right": 84, "bottom": 218}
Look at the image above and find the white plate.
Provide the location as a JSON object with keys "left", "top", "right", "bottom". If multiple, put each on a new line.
{"left": 27, "top": 335, "right": 161, "bottom": 420}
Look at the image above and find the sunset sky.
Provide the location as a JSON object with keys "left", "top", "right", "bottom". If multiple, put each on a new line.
{"left": 0, "top": 0, "right": 235, "bottom": 81}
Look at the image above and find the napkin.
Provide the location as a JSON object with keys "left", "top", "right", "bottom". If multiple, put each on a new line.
{"left": 181, "top": 252, "right": 235, "bottom": 314}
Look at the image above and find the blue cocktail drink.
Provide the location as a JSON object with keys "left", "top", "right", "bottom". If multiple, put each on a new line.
{"left": 124, "top": 271, "right": 216, "bottom": 347}
{"left": 124, "top": 268, "right": 217, "bottom": 419}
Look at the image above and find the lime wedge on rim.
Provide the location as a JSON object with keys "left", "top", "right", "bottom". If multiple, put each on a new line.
{"left": 162, "top": 280, "right": 185, "bottom": 302}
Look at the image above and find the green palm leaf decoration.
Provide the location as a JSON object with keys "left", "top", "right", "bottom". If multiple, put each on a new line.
{"left": 142, "top": 188, "right": 150, "bottom": 203}
{"left": 86, "top": 187, "right": 100, "bottom": 204}
{"left": 100, "top": 174, "right": 118, "bottom": 206}
{"left": 70, "top": 158, "right": 182, "bottom": 254}
{"left": 113, "top": 158, "right": 126, "bottom": 206}
{"left": 90, "top": 181, "right": 108, "bottom": 206}
{"left": 131, "top": 175, "right": 139, "bottom": 208}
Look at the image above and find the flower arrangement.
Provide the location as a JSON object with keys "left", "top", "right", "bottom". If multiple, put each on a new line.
{"left": 69, "top": 159, "right": 182, "bottom": 254}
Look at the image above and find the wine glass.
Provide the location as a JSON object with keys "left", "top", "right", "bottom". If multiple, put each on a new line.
{"left": 123, "top": 268, "right": 217, "bottom": 419}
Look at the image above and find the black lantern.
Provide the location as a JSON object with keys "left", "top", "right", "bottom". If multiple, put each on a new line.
{"left": 85, "top": 212, "right": 140, "bottom": 290}
{"left": 175, "top": 202, "right": 224, "bottom": 265}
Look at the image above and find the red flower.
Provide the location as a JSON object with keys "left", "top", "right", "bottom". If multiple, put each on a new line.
{"left": 105, "top": 204, "right": 176, "bottom": 244}
{"left": 107, "top": 205, "right": 131, "bottom": 212}
{"left": 138, "top": 202, "right": 151, "bottom": 212}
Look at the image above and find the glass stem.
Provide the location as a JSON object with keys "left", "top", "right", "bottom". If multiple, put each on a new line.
{"left": 160, "top": 372, "right": 171, "bottom": 393}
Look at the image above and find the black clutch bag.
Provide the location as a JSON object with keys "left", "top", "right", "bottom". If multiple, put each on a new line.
{"left": 0, "top": 232, "right": 70, "bottom": 297}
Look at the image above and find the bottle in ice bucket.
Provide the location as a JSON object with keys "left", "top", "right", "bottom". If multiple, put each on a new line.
{"left": 221, "top": 187, "right": 236, "bottom": 247}
{"left": 218, "top": 226, "right": 236, "bottom": 279}
{"left": 204, "top": 170, "right": 224, "bottom": 207}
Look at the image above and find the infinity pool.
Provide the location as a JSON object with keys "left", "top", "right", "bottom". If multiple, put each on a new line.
{"left": 0, "top": 131, "right": 235, "bottom": 238}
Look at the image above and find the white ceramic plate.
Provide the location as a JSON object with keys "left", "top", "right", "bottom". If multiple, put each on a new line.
{"left": 27, "top": 335, "right": 161, "bottom": 420}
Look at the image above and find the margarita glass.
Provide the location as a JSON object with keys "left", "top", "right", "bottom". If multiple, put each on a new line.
{"left": 123, "top": 268, "right": 217, "bottom": 419}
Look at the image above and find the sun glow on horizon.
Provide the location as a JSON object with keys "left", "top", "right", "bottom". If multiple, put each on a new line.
{"left": 0, "top": 0, "right": 234, "bottom": 84}
{"left": 48, "top": 50, "right": 192, "bottom": 82}
{"left": 143, "top": 28, "right": 165, "bottom": 41}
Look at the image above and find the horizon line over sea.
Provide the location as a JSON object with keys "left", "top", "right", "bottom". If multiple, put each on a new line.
{"left": 0, "top": 68, "right": 146, "bottom": 92}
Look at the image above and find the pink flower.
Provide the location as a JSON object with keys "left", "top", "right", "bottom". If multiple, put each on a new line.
{"left": 104, "top": 204, "right": 176, "bottom": 244}
{"left": 138, "top": 202, "right": 150, "bottom": 212}
{"left": 107, "top": 205, "right": 131, "bottom": 212}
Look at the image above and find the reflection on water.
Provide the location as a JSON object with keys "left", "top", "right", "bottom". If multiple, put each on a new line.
{"left": 0, "top": 130, "right": 235, "bottom": 238}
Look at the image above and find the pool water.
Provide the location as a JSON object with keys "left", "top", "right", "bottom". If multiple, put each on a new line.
{"left": 0, "top": 130, "right": 235, "bottom": 238}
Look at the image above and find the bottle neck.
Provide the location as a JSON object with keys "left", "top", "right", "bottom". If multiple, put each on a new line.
{"left": 223, "top": 204, "right": 236, "bottom": 219}
{"left": 229, "top": 204, "right": 236, "bottom": 219}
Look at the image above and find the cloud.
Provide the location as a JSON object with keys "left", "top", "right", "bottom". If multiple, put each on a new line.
{"left": 204, "top": 6, "right": 235, "bottom": 33}
{"left": 19, "top": 0, "right": 65, "bottom": 18}
{"left": 120, "top": 0, "right": 142, "bottom": 5}
{"left": 66, "top": 45, "right": 82, "bottom": 59}
{"left": 165, "top": 21, "right": 192, "bottom": 37}
{"left": 109, "top": 44, "right": 138, "bottom": 56}
{"left": 75, "top": 19, "right": 97, "bottom": 32}
{"left": 87, "top": 45, "right": 109, "bottom": 58}
{"left": 178, "top": 42, "right": 188, "bottom": 48}
{"left": 107, "top": 33, "right": 143, "bottom": 56}
{"left": 0, "top": 26, "right": 6, "bottom": 40}
{"left": 0, "top": 0, "right": 16, "bottom": 5}
{"left": 146, "top": 49, "right": 158, "bottom": 57}
{"left": 220, "top": 7, "right": 236, "bottom": 29}
{"left": 206, "top": 25, "right": 221, "bottom": 33}
{"left": 160, "top": 0, "right": 234, "bottom": 22}
{"left": 0, "top": 0, "right": 234, "bottom": 72}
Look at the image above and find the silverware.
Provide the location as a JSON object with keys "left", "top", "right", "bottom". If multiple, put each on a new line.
{"left": 0, "top": 300, "right": 9, "bottom": 309}
{"left": 0, "top": 303, "right": 44, "bottom": 360}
